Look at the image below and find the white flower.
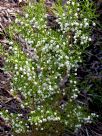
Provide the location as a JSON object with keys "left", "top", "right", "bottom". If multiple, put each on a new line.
{"left": 56, "top": 45, "right": 59, "bottom": 49}
{"left": 89, "top": 38, "right": 91, "bottom": 41}
{"left": 9, "top": 46, "right": 12, "bottom": 49}
{"left": 42, "top": 118, "right": 47, "bottom": 122}
{"left": 39, "top": 120, "right": 42, "bottom": 123}
{"left": 15, "top": 18, "right": 19, "bottom": 23}
{"left": 75, "top": 124, "right": 81, "bottom": 128}
{"left": 84, "top": 18, "right": 88, "bottom": 22}
{"left": 77, "top": 8, "right": 80, "bottom": 11}
{"left": 72, "top": 2, "right": 75, "bottom": 6}
{"left": 9, "top": 41, "right": 13, "bottom": 45}
{"left": 28, "top": 76, "right": 32, "bottom": 81}
{"left": 41, "top": 127, "right": 44, "bottom": 130}
{"left": 71, "top": 94, "right": 78, "bottom": 99}
{"left": 67, "top": 1, "right": 70, "bottom": 4}
{"left": 20, "top": 67, "right": 23, "bottom": 71}
{"left": 21, "top": 22, "right": 23, "bottom": 25}
{"left": 93, "top": 22, "right": 96, "bottom": 26}
{"left": 84, "top": 22, "right": 89, "bottom": 27}
{"left": 65, "top": 23, "right": 69, "bottom": 28}
{"left": 62, "top": 13, "right": 65, "bottom": 17}
{"left": 80, "top": 23, "right": 83, "bottom": 28}
{"left": 75, "top": 13, "right": 78, "bottom": 17}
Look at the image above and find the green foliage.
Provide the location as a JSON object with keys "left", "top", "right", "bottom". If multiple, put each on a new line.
{"left": 0, "top": 0, "right": 98, "bottom": 135}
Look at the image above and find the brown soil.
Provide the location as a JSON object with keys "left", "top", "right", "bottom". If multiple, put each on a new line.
{"left": 0, "top": 1, "right": 26, "bottom": 136}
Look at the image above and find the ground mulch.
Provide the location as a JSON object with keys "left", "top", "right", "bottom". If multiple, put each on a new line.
{"left": 0, "top": 1, "right": 27, "bottom": 136}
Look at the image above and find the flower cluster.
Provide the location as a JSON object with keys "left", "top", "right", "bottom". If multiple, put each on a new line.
{"left": 0, "top": 0, "right": 97, "bottom": 135}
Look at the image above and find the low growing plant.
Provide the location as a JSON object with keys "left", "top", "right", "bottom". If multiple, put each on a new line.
{"left": 0, "top": 0, "right": 98, "bottom": 135}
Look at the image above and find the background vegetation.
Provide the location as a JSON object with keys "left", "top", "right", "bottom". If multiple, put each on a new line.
{"left": 0, "top": 0, "right": 102, "bottom": 136}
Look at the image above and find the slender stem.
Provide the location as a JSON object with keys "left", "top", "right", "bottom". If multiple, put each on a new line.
{"left": 30, "top": 95, "right": 37, "bottom": 136}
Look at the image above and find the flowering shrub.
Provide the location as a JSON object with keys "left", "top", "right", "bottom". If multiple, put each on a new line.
{"left": 0, "top": 0, "right": 97, "bottom": 135}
